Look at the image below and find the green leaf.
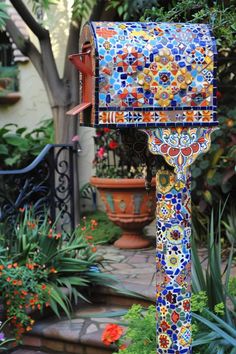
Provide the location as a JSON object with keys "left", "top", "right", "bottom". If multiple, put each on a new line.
{"left": 192, "top": 167, "right": 202, "bottom": 178}
{"left": 3, "top": 134, "right": 29, "bottom": 151}
{"left": 193, "top": 312, "right": 236, "bottom": 346}
{"left": 0, "top": 144, "right": 8, "bottom": 155}
{"left": 0, "top": 3, "right": 9, "bottom": 29}
{"left": 5, "top": 155, "right": 21, "bottom": 166}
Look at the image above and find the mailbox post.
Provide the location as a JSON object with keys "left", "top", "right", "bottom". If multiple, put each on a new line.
{"left": 68, "top": 22, "right": 218, "bottom": 353}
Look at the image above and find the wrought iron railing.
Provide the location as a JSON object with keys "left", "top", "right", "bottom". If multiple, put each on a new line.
{"left": 0, "top": 144, "right": 76, "bottom": 232}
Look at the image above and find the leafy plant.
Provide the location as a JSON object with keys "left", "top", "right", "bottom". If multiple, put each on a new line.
{"left": 0, "top": 318, "right": 15, "bottom": 351}
{"left": 80, "top": 211, "right": 122, "bottom": 244}
{"left": 0, "top": 3, "right": 9, "bottom": 30}
{"left": 191, "top": 108, "right": 236, "bottom": 211}
{"left": 0, "top": 208, "right": 118, "bottom": 338}
{"left": 192, "top": 205, "right": 235, "bottom": 312}
{"left": 191, "top": 205, "right": 236, "bottom": 353}
{"left": 115, "top": 304, "right": 156, "bottom": 354}
{"left": 0, "top": 119, "right": 54, "bottom": 169}
{"left": 93, "top": 128, "right": 154, "bottom": 179}
{"left": 106, "top": 0, "right": 157, "bottom": 20}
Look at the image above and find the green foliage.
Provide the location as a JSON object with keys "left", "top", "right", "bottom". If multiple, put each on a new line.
{"left": 0, "top": 208, "right": 118, "bottom": 338}
{"left": 191, "top": 205, "right": 236, "bottom": 353}
{"left": 222, "top": 206, "right": 236, "bottom": 245}
{"left": 0, "top": 318, "right": 15, "bottom": 351}
{"left": 192, "top": 205, "right": 235, "bottom": 312}
{"left": 115, "top": 304, "right": 156, "bottom": 354}
{"left": 80, "top": 211, "right": 122, "bottom": 244}
{"left": 191, "top": 291, "right": 208, "bottom": 313}
{"left": 107, "top": 0, "right": 157, "bottom": 21}
{"left": 0, "top": 3, "right": 9, "bottom": 30}
{"left": 191, "top": 108, "right": 236, "bottom": 210}
{"left": 0, "top": 119, "right": 54, "bottom": 170}
{"left": 72, "top": 0, "right": 97, "bottom": 21}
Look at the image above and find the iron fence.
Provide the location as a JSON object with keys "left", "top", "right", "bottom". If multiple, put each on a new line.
{"left": 0, "top": 144, "right": 76, "bottom": 232}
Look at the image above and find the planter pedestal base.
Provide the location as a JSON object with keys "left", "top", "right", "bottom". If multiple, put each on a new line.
{"left": 114, "top": 231, "right": 150, "bottom": 249}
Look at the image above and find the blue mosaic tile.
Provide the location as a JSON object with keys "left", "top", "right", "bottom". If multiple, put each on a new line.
{"left": 80, "top": 22, "right": 218, "bottom": 127}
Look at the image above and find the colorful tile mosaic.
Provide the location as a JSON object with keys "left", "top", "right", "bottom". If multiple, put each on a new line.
{"left": 144, "top": 127, "right": 214, "bottom": 353}
{"left": 155, "top": 168, "right": 192, "bottom": 353}
{"left": 80, "top": 22, "right": 217, "bottom": 127}
{"left": 146, "top": 127, "right": 216, "bottom": 181}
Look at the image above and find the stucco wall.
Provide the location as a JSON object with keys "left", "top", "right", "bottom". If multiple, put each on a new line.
{"left": 0, "top": 62, "right": 51, "bottom": 131}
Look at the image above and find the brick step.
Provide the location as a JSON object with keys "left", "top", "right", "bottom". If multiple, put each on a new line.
{"left": 10, "top": 304, "right": 127, "bottom": 354}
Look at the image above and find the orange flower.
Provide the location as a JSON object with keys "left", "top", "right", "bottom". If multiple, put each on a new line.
{"left": 27, "top": 221, "right": 36, "bottom": 229}
{"left": 0, "top": 265, "right": 4, "bottom": 271}
{"left": 49, "top": 267, "right": 57, "bottom": 273}
{"left": 41, "top": 284, "right": 47, "bottom": 290}
{"left": 26, "top": 263, "right": 34, "bottom": 270}
{"left": 86, "top": 236, "right": 93, "bottom": 240}
{"left": 101, "top": 324, "right": 123, "bottom": 346}
{"left": 13, "top": 262, "right": 18, "bottom": 268}
{"left": 91, "top": 219, "right": 98, "bottom": 227}
{"left": 26, "top": 326, "right": 32, "bottom": 332}
{"left": 91, "top": 246, "right": 97, "bottom": 253}
{"left": 119, "top": 344, "right": 127, "bottom": 350}
{"left": 55, "top": 233, "right": 62, "bottom": 239}
{"left": 7, "top": 264, "right": 12, "bottom": 269}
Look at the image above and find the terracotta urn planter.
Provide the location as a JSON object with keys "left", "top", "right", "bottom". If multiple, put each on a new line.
{"left": 90, "top": 176, "right": 156, "bottom": 249}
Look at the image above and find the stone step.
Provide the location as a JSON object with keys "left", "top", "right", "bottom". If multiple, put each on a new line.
{"left": 11, "top": 304, "right": 126, "bottom": 354}
{"left": 93, "top": 280, "right": 155, "bottom": 308}
{"left": 94, "top": 245, "right": 155, "bottom": 308}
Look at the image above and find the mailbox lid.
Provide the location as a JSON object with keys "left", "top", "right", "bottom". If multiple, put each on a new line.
{"left": 83, "top": 22, "right": 217, "bottom": 127}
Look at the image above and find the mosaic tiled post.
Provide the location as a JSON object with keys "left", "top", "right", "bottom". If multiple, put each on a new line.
{"left": 68, "top": 20, "right": 218, "bottom": 354}
{"left": 145, "top": 127, "right": 215, "bottom": 353}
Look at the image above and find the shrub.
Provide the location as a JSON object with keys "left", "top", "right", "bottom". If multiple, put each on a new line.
{"left": 0, "top": 208, "right": 118, "bottom": 338}
{"left": 0, "top": 119, "right": 54, "bottom": 170}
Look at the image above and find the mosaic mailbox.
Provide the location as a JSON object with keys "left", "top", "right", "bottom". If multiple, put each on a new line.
{"left": 68, "top": 22, "right": 218, "bottom": 353}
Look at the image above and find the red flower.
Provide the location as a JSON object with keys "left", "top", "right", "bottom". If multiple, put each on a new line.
{"left": 109, "top": 140, "right": 118, "bottom": 150}
{"left": 216, "top": 90, "right": 222, "bottom": 100}
{"left": 101, "top": 324, "right": 123, "bottom": 346}
{"left": 103, "top": 128, "right": 111, "bottom": 133}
